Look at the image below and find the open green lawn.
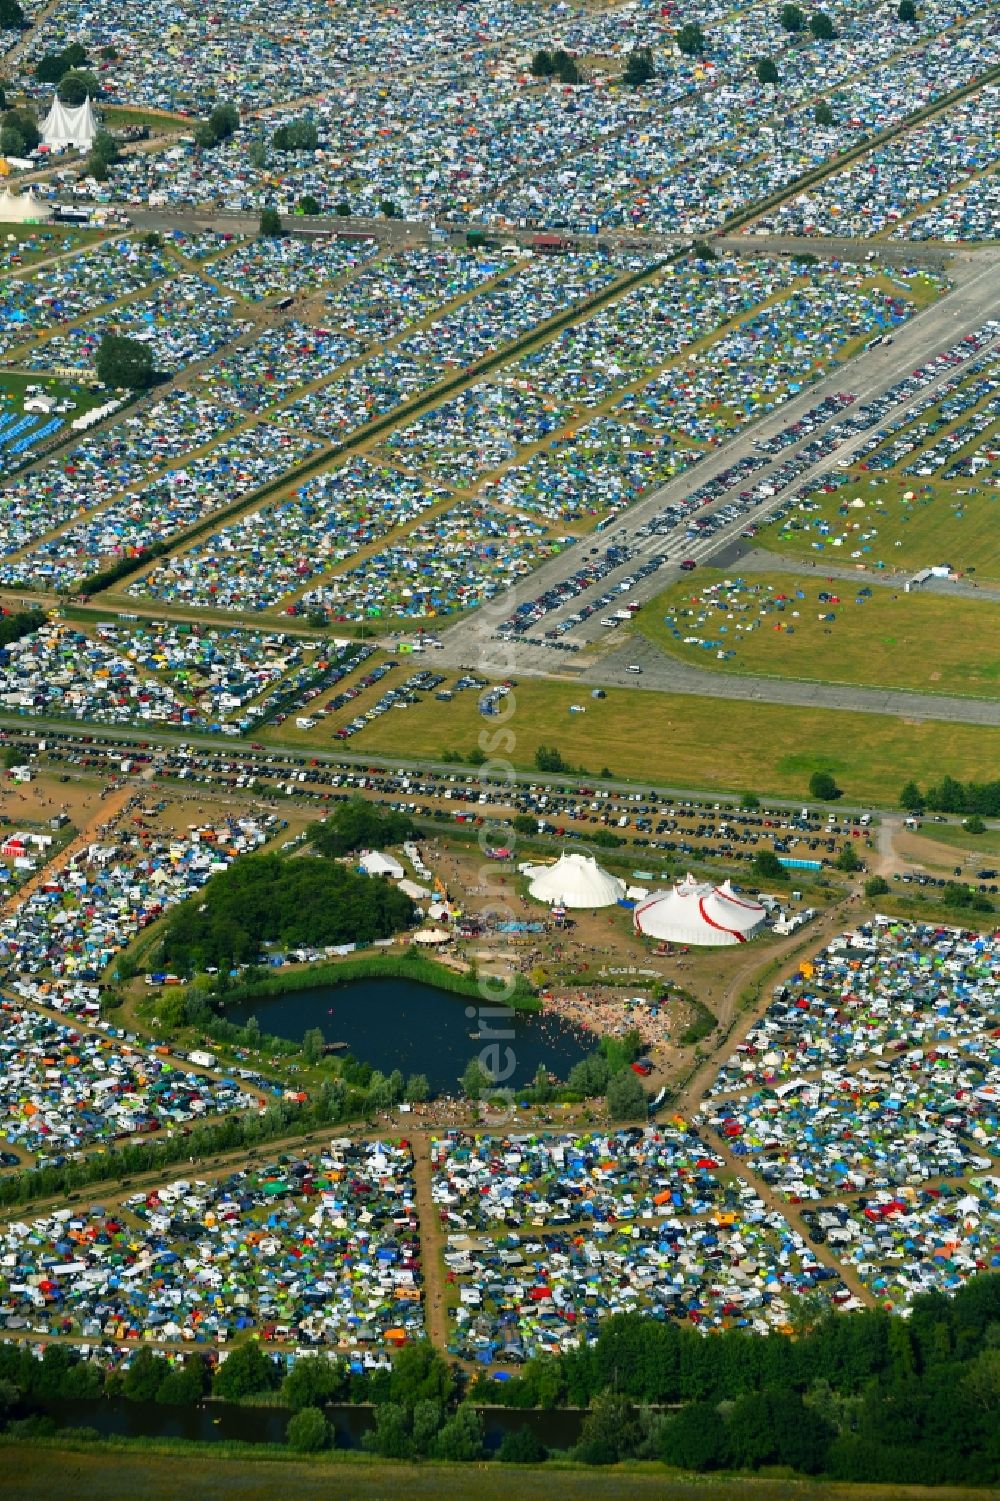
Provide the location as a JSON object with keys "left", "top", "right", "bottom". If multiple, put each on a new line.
{"left": 630, "top": 568, "right": 1000, "bottom": 698}
{"left": 288, "top": 675, "right": 1000, "bottom": 807}
{"left": 1, "top": 1443, "right": 990, "bottom": 1501}
{"left": 0, "top": 369, "right": 109, "bottom": 423}
{"left": 761, "top": 475, "right": 1000, "bottom": 580}
{"left": 0, "top": 224, "right": 107, "bottom": 268}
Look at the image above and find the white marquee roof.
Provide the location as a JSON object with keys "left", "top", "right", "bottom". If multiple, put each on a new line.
{"left": 634, "top": 873, "right": 766, "bottom": 946}
{"left": 526, "top": 852, "right": 626, "bottom": 909}
{"left": 41, "top": 94, "right": 99, "bottom": 151}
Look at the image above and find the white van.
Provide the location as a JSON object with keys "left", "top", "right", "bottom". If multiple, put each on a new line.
{"left": 626, "top": 664, "right": 642, "bottom": 674}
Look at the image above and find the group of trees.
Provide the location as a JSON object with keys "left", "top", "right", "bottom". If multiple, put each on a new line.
{"left": 530, "top": 48, "right": 580, "bottom": 85}
{"left": 308, "top": 796, "right": 415, "bottom": 857}
{"left": 95, "top": 332, "right": 157, "bottom": 390}
{"left": 272, "top": 116, "right": 318, "bottom": 152}
{"left": 158, "top": 850, "right": 415, "bottom": 972}
{"left": 482, "top": 1278, "right": 1000, "bottom": 1481}
{"left": 5, "top": 1280, "right": 1000, "bottom": 1481}
{"left": 195, "top": 101, "right": 239, "bottom": 150}
{"left": 901, "top": 775, "right": 1000, "bottom": 819}
{"left": 780, "top": 5, "right": 836, "bottom": 37}
{"left": 0, "top": 607, "right": 44, "bottom": 649}
{"left": 35, "top": 42, "right": 99, "bottom": 103}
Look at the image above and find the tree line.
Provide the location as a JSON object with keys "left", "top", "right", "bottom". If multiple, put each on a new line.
{"left": 901, "top": 775, "right": 1000, "bottom": 818}
{"left": 4, "top": 1276, "right": 998, "bottom": 1479}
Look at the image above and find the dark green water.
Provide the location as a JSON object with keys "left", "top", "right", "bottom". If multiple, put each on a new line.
{"left": 227, "top": 976, "right": 592, "bottom": 1091}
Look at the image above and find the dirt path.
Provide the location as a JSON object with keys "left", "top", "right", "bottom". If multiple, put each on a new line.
{"left": 673, "top": 893, "right": 859, "bottom": 1118}
{"left": 701, "top": 1130, "right": 876, "bottom": 1309}
{"left": 0, "top": 783, "right": 133, "bottom": 918}
{"left": 410, "top": 1128, "right": 451, "bottom": 1354}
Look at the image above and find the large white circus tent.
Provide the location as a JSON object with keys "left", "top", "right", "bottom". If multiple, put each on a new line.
{"left": 40, "top": 94, "right": 99, "bottom": 152}
{"left": 633, "top": 873, "right": 766, "bottom": 946}
{"left": 525, "top": 852, "right": 626, "bottom": 909}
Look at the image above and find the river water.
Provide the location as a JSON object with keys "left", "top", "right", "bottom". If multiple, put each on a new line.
{"left": 35, "top": 1396, "right": 584, "bottom": 1451}
{"left": 227, "top": 976, "right": 592, "bottom": 1092}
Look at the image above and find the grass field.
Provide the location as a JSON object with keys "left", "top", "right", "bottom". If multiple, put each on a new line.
{"left": 762, "top": 475, "right": 1000, "bottom": 580}
{"left": 2, "top": 1443, "right": 991, "bottom": 1501}
{"left": 630, "top": 569, "right": 1000, "bottom": 697}
{"left": 0, "top": 370, "right": 107, "bottom": 422}
{"left": 905, "top": 822, "right": 1000, "bottom": 858}
{"left": 0, "top": 224, "right": 107, "bottom": 268}
{"left": 292, "top": 676, "right": 1000, "bottom": 807}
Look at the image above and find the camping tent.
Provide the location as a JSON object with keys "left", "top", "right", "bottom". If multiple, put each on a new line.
{"left": 526, "top": 852, "right": 625, "bottom": 909}
{"left": 40, "top": 94, "right": 99, "bottom": 152}
{"left": 634, "top": 874, "right": 766, "bottom": 946}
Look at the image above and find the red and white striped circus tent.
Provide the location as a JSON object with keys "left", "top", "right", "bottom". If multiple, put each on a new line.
{"left": 633, "top": 873, "right": 766, "bottom": 946}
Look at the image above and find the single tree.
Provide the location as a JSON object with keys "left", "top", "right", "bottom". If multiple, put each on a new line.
{"left": 899, "top": 779, "right": 925, "bottom": 812}
{"left": 259, "top": 205, "right": 283, "bottom": 238}
{"left": 756, "top": 56, "right": 779, "bottom": 84}
{"left": 0, "top": 125, "right": 25, "bottom": 157}
{"left": 0, "top": 0, "right": 24, "bottom": 26}
{"left": 57, "top": 68, "right": 99, "bottom": 106}
{"left": 897, "top": 0, "right": 916, "bottom": 19}
{"left": 740, "top": 790, "right": 761, "bottom": 810}
{"left": 404, "top": 1072, "right": 430, "bottom": 1103}
{"left": 752, "top": 849, "right": 786, "bottom": 881}
{"left": 461, "top": 1056, "right": 491, "bottom": 1099}
{"left": 213, "top": 1339, "right": 280, "bottom": 1400}
{"left": 660, "top": 1401, "right": 730, "bottom": 1469}
{"left": 808, "top": 769, "right": 841, "bottom": 800}
{"left": 298, "top": 193, "right": 321, "bottom": 216}
{"left": 676, "top": 21, "right": 707, "bottom": 56}
{"left": 302, "top": 1026, "right": 325, "bottom": 1064}
{"left": 809, "top": 10, "right": 836, "bottom": 39}
{"left": 286, "top": 1405, "right": 330, "bottom": 1452}
{"left": 606, "top": 1067, "right": 646, "bottom": 1121}
{"left": 553, "top": 49, "right": 580, "bottom": 84}
{"left": 780, "top": 2, "right": 805, "bottom": 29}
{"left": 864, "top": 875, "right": 889, "bottom": 898}
{"left": 530, "top": 48, "right": 555, "bottom": 77}
{"left": 499, "top": 1426, "right": 548, "bottom": 1463}
{"left": 4, "top": 107, "right": 40, "bottom": 151}
{"left": 623, "top": 46, "right": 655, "bottom": 85}
{"left": 835, "top": 843, "right": 862, "bottom": 872}
{"left": 814, "top": 99, "right": 835, "bottom": 126}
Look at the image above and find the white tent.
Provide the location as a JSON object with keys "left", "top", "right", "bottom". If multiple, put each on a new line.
{"left": 526, "top": 852, "right": 625, "bottom": 909}
{"left": 0, "top": 188, "right": 52, "bottom": 223}
{"left": 40, "top": 94, "right": 99, "bottom": 152}
{"left": 634, "top": 874, "right": 766, "bottom": 946}
{"left": 359, "top": 851, "right": 404, "bottom": 880}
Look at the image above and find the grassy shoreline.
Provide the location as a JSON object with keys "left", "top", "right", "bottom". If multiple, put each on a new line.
{"left": 219, "top": 950, "right": 541, "bottom": 1013}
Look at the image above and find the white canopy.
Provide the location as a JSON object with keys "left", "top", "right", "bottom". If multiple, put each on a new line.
{"left": 634, "top": 874, "right": 766, "bottom": 946}
{"left": 359, "top": 851, "right": 404, "bottom": 880}
{"left": 526, "top": 852, "right": 625, "bottom": 909}
{"left": 41, "top": 94, "right": 99, "bottom": 151}
{"left": 0, "top": 188, "right": 52, "bottom": 223}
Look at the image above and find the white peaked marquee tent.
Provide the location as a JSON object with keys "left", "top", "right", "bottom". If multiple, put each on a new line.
{"left": 0, "top": 188, "right": 51, "bottom": 223}
{"left": 634, "top": 874, "right": 766, "bottom": 946}
{"left": 40, "top": 94, "right": 99, "bottom": 151}
{"left": 526, "top": 852, "right": 626, "bottom": 909}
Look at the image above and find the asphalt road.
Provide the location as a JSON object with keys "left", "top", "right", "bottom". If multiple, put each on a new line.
{"left": 435, "top": 248, "right": 1000, "bottom": 725}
